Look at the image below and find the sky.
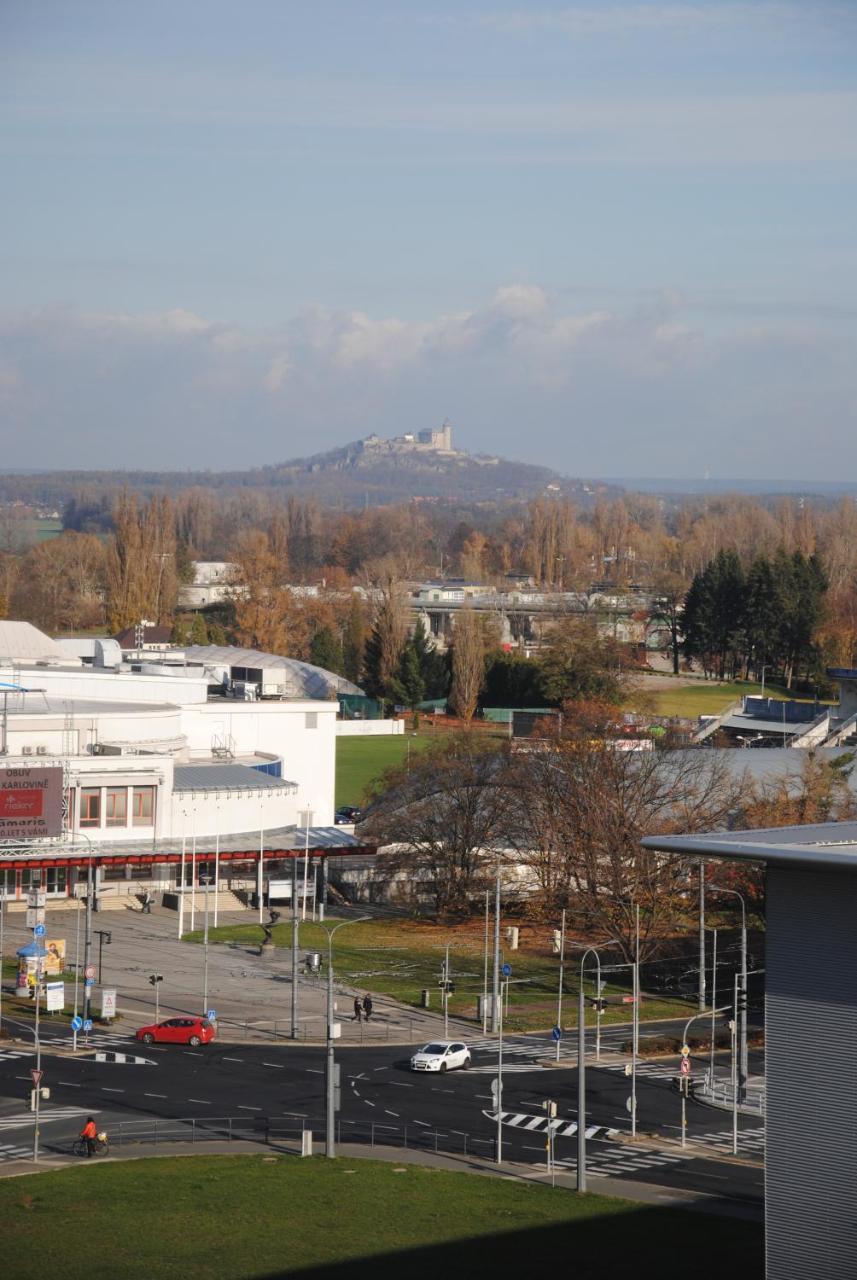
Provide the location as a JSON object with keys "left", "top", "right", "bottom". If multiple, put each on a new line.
{"left": 1, "top": 1, "right": 856, "bottom": 479}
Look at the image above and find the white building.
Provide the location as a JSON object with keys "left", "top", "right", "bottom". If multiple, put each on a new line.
{"left": 0, "top": 623, "right": 369, "bottom": 907}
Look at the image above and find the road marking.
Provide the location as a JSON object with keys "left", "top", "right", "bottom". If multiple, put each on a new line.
{"left": 144, "top": 1092, "right": 167, "bottom": 1098}
{"left": 262, "top": 1063, "right": 284, "bottom": 1069}
{"left": 413, "top": 1119, "right": 430, "bottom": 1127}
{"left": 305, "top": 1068, "right": 323, "bottom": 1074}
{"left": 373, "top": 1066, "right": 387, "bottom": 1072}
{"left": 223, "top": 1056, "right": 243, "bottom": 1063}
{"left": 389, "top": 1082, "right": 413, "bottom": 1088}
{"left": 184, "top": 1052, "right": 203, "bottom": 1057}
{"left": 101, "top": 1087, "right": 125, "bottom": 1093}
{"left": 384, "top": 1110, "right": 399, "bottom": 1117}
{"left": 57, "top": 1081, "right": 81, "bottom": 1087}
{"left": 238, "top": 1105, "right": 261, "bottom": 1111}
{"left": 365, "top": 1101, "right": 375, "bottom": 1108}
{"left": 188, "top": 1099, "right": 211, "bottom": 1105}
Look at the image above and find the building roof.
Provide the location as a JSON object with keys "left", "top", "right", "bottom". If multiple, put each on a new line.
{"left": 181, "top": 645, "right": 363, "bottom": 699}
{"left": 642, "top": 821, "right": 857, "bottom": 871}
{"left": 0, "top": 622, "right": 70, "bottom": 664}
{"left": 115, "top": 626, "right": 173, "bottom": 649}
{"left": 173, "top": 764, "right": 297, "bottom": 793}
{"left": 0, "top": 825, "right": 371, "bottom": 865}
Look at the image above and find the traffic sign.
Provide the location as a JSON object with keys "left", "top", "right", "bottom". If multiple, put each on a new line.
{"left": 70, "top": 1015, "right": 83, "bottom": 1032}
{"left": 30, "top": 1068, "right": 43, "bottom": 1088}
{"left": 551, "top": 1026, "right": 562, "bottom": 1042}
{"left": 84, "top": 964, "right": 96, "bottom": 980}
{"left": 490, "top": 1077, "right": 500, "bottom": 1101}
{"left": 33, "top": 923, "right": 46, "bottom": 938}
{"left": 680, "top": 1043, "right": 691, "bottom": 1057}
{"left": 83, "top": 1019, "right": 93, "bottom": 1031}
{"left": 680, "top": 1057, "right": 691, "bottom": 1077}
{"left": 501, "top": 963, "right": 512, "bottom": 978}
{"left": 624, "top": 1062, "right": 633, "bottom": 1077}
{"left": 84, "top": 978, "right": 94, "bottom": 988}
{"left": 207, "top": 1009, "right": 217, "bottom": 1022}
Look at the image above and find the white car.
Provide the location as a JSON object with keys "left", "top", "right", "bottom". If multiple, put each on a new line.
{"left": 410, "top": 1041, "right": 471, "bottom": 1073}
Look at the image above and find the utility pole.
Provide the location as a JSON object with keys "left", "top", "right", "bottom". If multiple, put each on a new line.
{"left": 698, "top": 861, "right": 706, "bottom": 1013}
{"left": 482, "top": 889, "right": 489, "bottom": 1034}
{"left": 491, "top": 865, "right": 501, "bottom": 1033}
{"left": 495, "top": 977, "right": 504, "bottom": 1165}
{"left": 0, "top": 871, "right": 6, "bottom": 1040}
{"left": 577, "top": 959, "right": 588, "bottom": 1191}
{"left": 290, "top": 855, "right": 299, "bottom": 1039}
{"left": 82, "top": 862, "right": 94, "bottom": 1026}
{"left": 555, "top": 907, "right": 566, "bottom": 1063}
{"left": 202, "top": 871, "right": 210, "bottom": 1015}
{"left": 33, "top": 947, "right": 43, "bottom": 1163}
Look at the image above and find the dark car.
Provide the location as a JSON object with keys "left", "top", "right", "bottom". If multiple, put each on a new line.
{"left": 335, "top": 806, "right": 362, "bottom": 825}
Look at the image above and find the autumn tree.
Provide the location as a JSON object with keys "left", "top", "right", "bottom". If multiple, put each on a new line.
{"left": 11, "top": 532, "right": 106, "bottom": 633}
{"left": 450, "top": 607, "right": 485, "bottom": 723}
{"left": 362, "top": 573, "right": 409, "bottom": 711}
{"left": 537, "top": 616, "right": 631, "bottom": 705}
{"left": 105, "top": 492, "right": 178, "bottom": 631}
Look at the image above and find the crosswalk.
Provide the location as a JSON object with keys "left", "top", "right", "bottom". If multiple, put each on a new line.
{"left": 485, "top": 1109, "right": 618, "bottom": 1141}
{"left": 0, "top": 1048, "right": 32, "bottom": 1062}
{"left": 549, "top": 1143, "right": 694, "bottom": 1179}
{"left": 469, "top": 1063, "right": 545, "bottom": 1074}
{"left": 0, "top": 1140, "right": 33, "bottom": 1161}
{"left": 0, "top": 1106, "right": 95, "bottom": 1133}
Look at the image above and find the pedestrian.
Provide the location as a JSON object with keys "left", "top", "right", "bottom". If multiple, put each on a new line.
{"left": 141, "top": 891, "right": 152, "bottom": 914}
{"left": 363, "top": 993, "right": 373, "bottom": 1022}
{"left": 353, "top": 997, "right": 362, "bottom": 1022}
{"left": 80, "top": 1116, "right": 98, "bottom": 1158}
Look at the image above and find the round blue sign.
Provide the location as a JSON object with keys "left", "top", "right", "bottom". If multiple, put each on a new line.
{"left": 551, "top": 1025, "right": 562, "bottom": 1042}
{"left": 33, "top": 923, "right": 46, "bottom": 937}
{"left": 501, "top": 963, "right": 512, "bottom": 978}
{"left": 71, "top": 1015, "right": 83, "bottom": 1032}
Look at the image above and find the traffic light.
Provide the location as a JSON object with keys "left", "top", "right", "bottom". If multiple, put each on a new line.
{"left": 589, "top": 998, "right": 607, "bottom": 1013}
{"left": 551, "top": 930, "right": 562, "bottom": 954}
{"left": 149, "top": 974, "right": 163, "bottom": 987}
{"left": 736, "top": 987, "right": 748, "bottom": 1015}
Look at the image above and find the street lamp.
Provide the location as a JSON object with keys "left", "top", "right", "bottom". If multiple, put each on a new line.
{"left": 576, "top": 947, "right": 603, "bottom": 1192}
{"left": 708, "top": 884, "right": 748, "bottom": 1099}
{"left": 317, "top": 916, "right": 370, "bottom": 1158}
{"left": 678, "top": 1003, "right": 731, "bottom": 1148}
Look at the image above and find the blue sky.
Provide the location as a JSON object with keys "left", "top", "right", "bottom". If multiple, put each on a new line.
{"left": 1, "top": 1, "right": 855, "bottom": 478}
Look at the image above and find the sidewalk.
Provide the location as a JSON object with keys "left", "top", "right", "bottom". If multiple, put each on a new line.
{"left": 0, "top": 905, "right": 476, "bottom": 1046}
{"left": 0, "top": 1135, "right": 763, "bottom": 1221}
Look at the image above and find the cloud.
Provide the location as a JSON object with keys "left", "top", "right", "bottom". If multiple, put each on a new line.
{"left": 0, "top": 289, "right": 854, "bottom": 480}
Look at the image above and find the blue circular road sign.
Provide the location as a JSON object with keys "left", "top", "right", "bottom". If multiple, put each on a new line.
{"left": 501, "top": 963, "right": 512, "bottom": 978}
{"left": 33, "top": 923, "right": 46, "bottom": 937}
{"left": 551, "top": 1025, "right": 562, "bottom": 1042}
{"left": 71, "top": 1015, "right": 83, "bottom": 1032}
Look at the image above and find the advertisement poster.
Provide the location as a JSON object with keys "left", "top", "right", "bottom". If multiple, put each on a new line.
{"left": 44, "top": 939, "right": 66, "bottom": 975}
{"left": 0, "top": 766, "right": 64, "bottom": 840}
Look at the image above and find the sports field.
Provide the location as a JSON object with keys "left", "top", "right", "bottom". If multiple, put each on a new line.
{"left": 0, "top": 1154, "right": 762, "bottom": 1279}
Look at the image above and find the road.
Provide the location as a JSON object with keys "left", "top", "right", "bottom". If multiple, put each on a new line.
{"left": 0, "top": 1021, "right": 764, "bottom": 1202}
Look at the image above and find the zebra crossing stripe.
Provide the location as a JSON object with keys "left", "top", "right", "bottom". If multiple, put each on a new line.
{"left": 0, "top": 1106, "right": 96, "bottom": 1131}
{"left": 484, "top": 1110, "right": 618, "bottom": 1140}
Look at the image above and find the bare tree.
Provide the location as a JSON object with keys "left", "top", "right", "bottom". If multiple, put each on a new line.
{"left": 362, "top": 736, "right": 510, "bottom": 916}
{"left": 450, "top": 606, "right": 484, "bottom": 722}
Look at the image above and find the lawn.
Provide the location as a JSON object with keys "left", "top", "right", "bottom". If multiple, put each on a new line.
{"left": 636, "top": 678, "right": 807, "bottom": 720}
{"left": 0, "top": 1155, "right": 763, "bottom": 1279}
{"left": 336, "top": 732, "right": 440, "bottom": 807}
{"left": 184, "top": 916, "right": 690, "bottom": 1032}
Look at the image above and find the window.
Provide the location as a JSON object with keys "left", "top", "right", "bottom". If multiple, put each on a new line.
{"left": 305, "top": 712, "right": 318, "bottom": 729}
{"left": 105, "top": 787, "right": 128, "bottom": 828}
{"left": 80, "top": 788, "right": 101, "bottom": 828}
{"left": 132, "top": 786, "right": 155, "bottom": 827}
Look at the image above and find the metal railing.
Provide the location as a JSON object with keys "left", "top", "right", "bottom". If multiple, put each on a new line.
{"left": 212, "top": 1014, "right": 424, "bottom": 1044}
{"left": 73, "top": 1113, "right": 497, "bottom": 1160}
{"left": 698, "top": 1069, "right": 766, "bottom": 1116}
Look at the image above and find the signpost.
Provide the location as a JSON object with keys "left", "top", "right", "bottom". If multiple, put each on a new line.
{"left": 551, "top": 1026, "right": 562, "bottom": 1043}
{"left": 46, "top": 982, "right": 64, "bottom": 1013}
{"left": 30, "top": 1068, "right": 43, "bottom": 1088}
{"left": 100, "top": 988, "right": 117, "bottom": 1020}
{"left": 70, "top": 1015, "right": 83, "bottom": 1033}
{"left": 33, "top": 923, "right": 45, "bottom": 939}
{"left": 207, "top": 1009, "right": 217, "bottom": 1023}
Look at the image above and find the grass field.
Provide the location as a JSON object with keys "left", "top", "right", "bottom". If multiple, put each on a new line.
{"left": 336, "top": 732, "right": 440, "bottom": 806}
{"left": 0, "top": 1155, "right": 763, "bottom": 1279}
{"left": 636, "top": 678, "right": 810, "bottom": 719}
{"left": 185, "top": 916, "right": 690, "bottom": 1031}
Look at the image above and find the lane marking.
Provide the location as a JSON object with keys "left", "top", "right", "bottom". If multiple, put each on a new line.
{"left": 262, "top": 1063, "right": 284, "bottom": 1069}
{"left": 101, "top": 1087, "right": 124, "bottom": 1093}
{"left": 145, "top": 1092, "right": 167, "bottom": 1098}
{"left": 413, "top": 1120, "right": 430, "bottom": 1127}
{"left": 389, "top": 1082, "right": 413, "bottom": 1088}
{"left": 365, "top": 1101, "right": 375, "bottom": 1108}
{"left": 188, "top": 1098, "right": 211, "bottom": 1105}
{"left": 223, "top": 1057, "right": 243, "bottom": 1063}
{"left": 384, "top": 1110, "right": 399, "bottom": 1117}
{"left": 238, "top": 1105, "right": 261, "bottom": 1111}
{"left": 373, "top": 1066, "right": 387, "bottom": 1072}
{"left": 305, "top": 1068, "right": 323, "bottom": 1075}
{"left": 57, "top": 1081, "right": 81, "bottom": 1087}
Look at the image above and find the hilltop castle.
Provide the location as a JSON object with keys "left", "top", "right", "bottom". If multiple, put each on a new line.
{"left": 360, "top": 421, "right": 459, "bottom": 456}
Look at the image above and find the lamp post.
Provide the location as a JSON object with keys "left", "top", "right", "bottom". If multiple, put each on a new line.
{"left": 555, "top": 908, "right": 566, "bottom": 1063}
{"left": 482, "top": 889, "right": 490, "bottom": 1034}
{"left": 679, "top": 1003, "right": 731, "bottom": 1148}
{"left": 708, "top": 884, "right": 748, "bottom": 1099}
{"left": 213, "top": 802, "right": 220, "bottom": 929}
{"left": 698, "top": 861, "right": 706, "bottom": 1013}
{"left": 291, "top": 855, "right": 300, "bottom": 1039}
{"left": 318, "top": 916, "right": 370, "bottom": 1158}
{"left": 760, "top": 663, "right": 768, "bottom": 699}
{"left": 491, "top": 864, "right": 501, "bottom": 1033}
{"left": 576, "top": 947, "right": 603, "bottom": 1192}
{"left": 301, "top": 808, "right": 313, "bottom": 923}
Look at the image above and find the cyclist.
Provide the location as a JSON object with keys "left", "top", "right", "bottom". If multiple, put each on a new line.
{"left": 80, "top": 1116, "right": 98, "bottom": 1157}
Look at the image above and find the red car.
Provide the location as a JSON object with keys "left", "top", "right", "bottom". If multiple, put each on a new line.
{"left": 135, "top": 1016, "right": 216, "bottom": 1047}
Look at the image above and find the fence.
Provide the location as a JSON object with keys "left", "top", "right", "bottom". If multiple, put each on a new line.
{"left": 698, "top": 1069, "right": 766, "bottom": 1116}
{"left": 211, "top": 1015, "right": 426, "bottom": 1044}
{"left": 90, "top": 1114, "right": 497, "bottom": 1161}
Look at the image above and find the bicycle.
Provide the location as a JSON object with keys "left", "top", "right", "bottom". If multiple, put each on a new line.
{"left": 73, "top": 1134, "right": 110, "bottom": 1158}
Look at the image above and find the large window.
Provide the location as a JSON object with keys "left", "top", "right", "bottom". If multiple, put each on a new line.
{"left": 132, "top": 786, "right": 155, "bottom": 827}
{"left": 105, "top": 787, "right": 128, "bottom": 828}
{"left": 80, "top": 788, "right": 101, "bottom": 828}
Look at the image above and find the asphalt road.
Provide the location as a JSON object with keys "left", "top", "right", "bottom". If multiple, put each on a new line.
{"left": 0, "top": 1021, "right": 764, "bottom": 1202}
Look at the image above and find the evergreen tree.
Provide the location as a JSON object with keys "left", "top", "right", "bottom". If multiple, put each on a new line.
{"left": 409, "top": 619, "right": 449, "bottom": 701}
{"left": 189, "top": 611, "right": 209, "bottom": 645}
{"left": 391, "top": 642, "right": 425, "bottom": 717}
{"left": 309, "top": 626, "right": 345, "bottom": 675}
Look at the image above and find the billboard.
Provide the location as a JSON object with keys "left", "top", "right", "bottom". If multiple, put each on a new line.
{"left": 0, "top": 766, "right": 64, "bottom": 840}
